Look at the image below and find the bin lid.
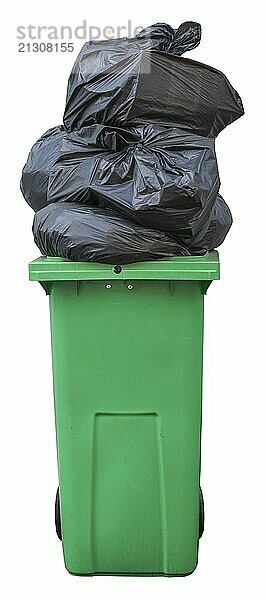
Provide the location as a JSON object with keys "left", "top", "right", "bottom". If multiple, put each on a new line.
{"left": 29, "top": 252, "right": 219, "bottom": 282}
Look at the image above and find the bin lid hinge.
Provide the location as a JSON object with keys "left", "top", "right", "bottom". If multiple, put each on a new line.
{"left": 39, "top": 281, "right": 51, "bottom": 295}
{"left": 200, "top": 281, "right": 212, "bottom": 295}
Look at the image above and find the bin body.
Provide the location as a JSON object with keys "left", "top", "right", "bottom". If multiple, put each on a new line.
{"left": 29, "top": 252, "right": 219, "bottom": 576}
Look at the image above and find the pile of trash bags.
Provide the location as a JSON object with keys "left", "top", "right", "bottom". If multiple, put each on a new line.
{"left": 21, "top": 21, "right": 244, "bottom": 263}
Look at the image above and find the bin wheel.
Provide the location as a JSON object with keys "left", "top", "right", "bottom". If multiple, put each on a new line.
{"left": 55, "top": 486, "right": 204, "bottom": 541}
{"left": 55, "top": 487, "right": 62, "bottom": 541}
{"left": 199, "top": 486, "right": 205, "bottom": 539}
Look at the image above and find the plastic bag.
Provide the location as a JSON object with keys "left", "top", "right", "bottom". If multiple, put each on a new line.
{"left": 24, "top": 124, "right": 218, "bottom": 243}
{"left": 21, "top": 22, "right": 243, "bottom": 263}
{"left": 64, "top": 22, "right": 243, "bottom": 135}
{"left": 21, "top": 126, "right": 65, "bottom": 211}
{"left": 33, "top": 202, "right": 189, "bottom": 263}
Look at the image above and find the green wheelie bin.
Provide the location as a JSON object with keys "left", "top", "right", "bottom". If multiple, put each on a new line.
{"left": 29, "top": 251, "right": 220, "bottom": 576}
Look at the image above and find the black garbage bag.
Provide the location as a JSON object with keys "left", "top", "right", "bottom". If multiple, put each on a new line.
{"left": 188, "top": 194, "right": 233, "bottom": 253}
{"left": 64, "top": 21, "right": 243, "bottom": 135}
{"left": 21, "top": 122, "right": 221, "bottom": 246}
{"left": 21, "top": 21, "right": 244, "bottom": 262}
{"left": 21, "top": 126, "right": 65, "bottom": 212}
{"left": 33, "top": 202, "right": 189, "bottom": 264}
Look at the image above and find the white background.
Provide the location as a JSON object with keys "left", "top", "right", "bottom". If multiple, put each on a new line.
{"left": 1, "top": 1, "right": 265, "bottom": 598}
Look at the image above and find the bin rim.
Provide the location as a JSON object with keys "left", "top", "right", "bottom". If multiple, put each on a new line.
{"left": 29, "top": 251, "right": 220, "bottom": 282}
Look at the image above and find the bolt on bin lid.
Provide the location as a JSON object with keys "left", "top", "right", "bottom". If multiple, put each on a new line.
{"left": 29, "top": 251, "right": 219, "bottom": 282}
